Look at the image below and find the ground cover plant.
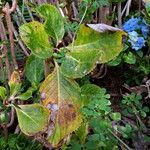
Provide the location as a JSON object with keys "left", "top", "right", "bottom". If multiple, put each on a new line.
{"left": 0, "top": 0, "right": 150, "bottom": 149}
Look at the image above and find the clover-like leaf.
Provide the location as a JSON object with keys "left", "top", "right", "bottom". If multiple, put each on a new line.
{"left": 40, "top": 65, "right": 82, "bottom": 147}
{"left": 36, "top": 4, "right": 65, "bottom": 45}
{"left": 15, "top": 104, "right": 50, "bottom": 136}
{"left": 110, "top": 112, "right": 121, "bottom": 121}
{"left": 19, "top": 21, "right": 53, "bottom": 59}
{"left": 61, "top": 24, "right": 126, "bottom": 78}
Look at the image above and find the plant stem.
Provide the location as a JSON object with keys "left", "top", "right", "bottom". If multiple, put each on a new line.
{"left": 12, "top": 24, "right": 29, "bottom": 56}
{"left": 108, "top": 129, "right": 133, "bottom": 150}
{"left": 2, "top": 125, "right": 8, "bottom": 138}
{"left": 118, "top": 2, "right": 122, "bottom": 28}
{"left": 0, "top": 17, "right": 11, "bottom": 79}
{"left": 3, "top": 2, "right": 18, "bottom": 70}
{"left": 72, "top": 6, "right": 88, "bottom": 49}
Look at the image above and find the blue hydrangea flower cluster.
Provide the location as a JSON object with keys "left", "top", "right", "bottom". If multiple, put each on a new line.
{"left": 123, "top": 17, "right": 149, "bottom": 51}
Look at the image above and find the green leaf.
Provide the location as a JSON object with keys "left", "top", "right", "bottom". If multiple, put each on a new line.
{"left": 123, "top": 52, "right": 136, "bottom": 64}
{"left": 107, "top": 55, "right": 122, "bottom": 66}
{"left": 36, "top": 4, "right": 65, "bottom": 45}
{"left": 146, "top": 2, "right": 150, "bottom": 16}
{"left": 61, "top": 24, "right": 126, "bottom": 78}
{"left": 0, "top": 86, "right": 6, "bottom": 100}
{"left": 15, "top": 104, "right": 50, "bottom": 136}
{"left": 81, "top": 84, "right": 102, "bottom": 105}
{"left": 19, "top": 21, "right": 53, "bottom": 59}
{"left": 110, "top": 112, "right": 121, "bottom": 121}
{"left": 140, "top": 111, "right": 147, "bottom": 118}
{"left": 16, "top": 87, "right": 35, "bottom": 101}
{"left": 81, "top": 84, "right": 111, "bottom": 117}
{"left": 143, "top": 106, "right": 149, "bottom": 112}
{"left": 40, "top": 65, "right": 82, "bottom": 147}
{"left": 0, "top": 111, "right": 9, "bottom": 124}
{"left": 75, "top": 122, "right": 88, "bottom": 144}
{"left": 81, "top": 84, "right": 110, "bottom": 105}
{"left": 25, "top": 55, "right": 44, "bottom": 85}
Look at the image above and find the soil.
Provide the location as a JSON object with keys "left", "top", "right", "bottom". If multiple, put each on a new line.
{"left": 91, "top": 65, "right": 128, "bottom": 112}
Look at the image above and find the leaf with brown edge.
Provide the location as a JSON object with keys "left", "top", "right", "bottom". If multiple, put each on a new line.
{"left": 8, "top": 71, "right": 21, "bottom": 96}
{"left": 39, "top": 65, "right": 82, "bottom": 147}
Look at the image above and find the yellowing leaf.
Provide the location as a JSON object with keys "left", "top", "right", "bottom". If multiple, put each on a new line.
{"left": 15, "top": 104, "right": 50, "bottom": 136}
{"left": 61, "top": 24, "right": 126, "bottom": 78}
{"left": 8, "top": 71, "right": 21, "bottom": 96}
{"left": 19, "top": 21, "right": 53, "bottom": 59}
{"left": 9, "top": 71, "right": 21, "bottom": 84}
{"left": 40, "top": 65, "right": 82, "bottom": 146}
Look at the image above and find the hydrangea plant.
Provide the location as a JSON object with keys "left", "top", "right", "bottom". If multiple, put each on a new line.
{"left": 123, "top": 17, "right": 149, "bottom": 51}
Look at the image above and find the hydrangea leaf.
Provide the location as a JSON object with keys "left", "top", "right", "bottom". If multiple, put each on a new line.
{"left": 16, "top": 87, "right": 35, "bottom": 101}
{"left": 75, "top": 122, "right": 88, "bottom": 144}
{"left": 39, "top": 65, "right": 82, "bottom": 147}
{"left": 61, "top": 24, "right": 126, "bottom": 79}
{"left": 8, "top": 71, "right": 21, "bottom": 96}
{"left": 25, "top": 55, "right": 44, "bottom": 85}
{"left": 36, "top": 4, "right": 65, "bottom": 45}
{"left": 15, "top": 104, "right": 50, "bottom": 136}
{"left": 19, "top": 21, "right": 53, "bottom": 59}
{"left": 0, "top": 86, "right": 6, "bottom": 100}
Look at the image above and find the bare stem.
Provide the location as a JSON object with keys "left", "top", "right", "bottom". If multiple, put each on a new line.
{"left": 2, "top": 125, "right": 8, "bottom": 138}
{"left": 0, "top": 17, "right": 11, "bottom": 79}
{"left": 109, "top": 129, "right": 133, "bottom": 150}
{"left": 3, "top": 2, "right": 18, "bottom": 70}
{"left": 7, "top": 107, "right": 15, "bottom": 127}
{"left": 12, "top": 24, "right": 29, "bottom": 56}
{"left": 126, "top": 0, "right": 132, "bottom": 16}
{"left": 118, "top": 2, "right": 122, "bottom": 28}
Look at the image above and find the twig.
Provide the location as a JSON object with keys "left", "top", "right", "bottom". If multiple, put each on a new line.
{"left": 12, "top": 24, "right": 30, "bottom": 56}
{"left": 3, "top": 1, "right": 18, "bottom": 70}
{"left": 9, "top": 0, "right": 17, "bottom": 13}
{"left": 7, "top": 106, "right": 15, "bottom": 127}
{"left": 1, "top": 124, "right": 8, "bottom": 138}
{"left": 34, "top": 133, "right": 53, "bottom": 149}
{"left": 16, "top": 6, "right": 27, "bottom": 24}
{"left": 139, "top": 0, "right": 142, "bottom": 14}
{"left": 72, "top": 2, "right": 78, "bottom": 19}
{"left": 0, "top": 17, "right": 11, "bottom": 79}
{"left": 145, "top": 80, "right": 150, "bottom": 99}
{"left": 56, "top": 1, "right": 65, "bottom": 17}
{"left": 126, "top": 0, "right": 132, "bottom": 16}
{"left": 108, "top": 129, "right": 133, "bottom": 150}
{"left": 14, "top": 125, "right": 20, "bottom": 134}
{"left": 121, "top": 1, "right": 128, "bottom": 17}
{"left": 24, "top": 0, "right": 34, "bottom": 21}
{"left": 118, "top": 2, "right": 122, "bottom": 28}
{"left": 91, "top": 64, "right": 107, "bottom": 79}
{"left": 72, "top": 6, "right": 88, "bottom": 49}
